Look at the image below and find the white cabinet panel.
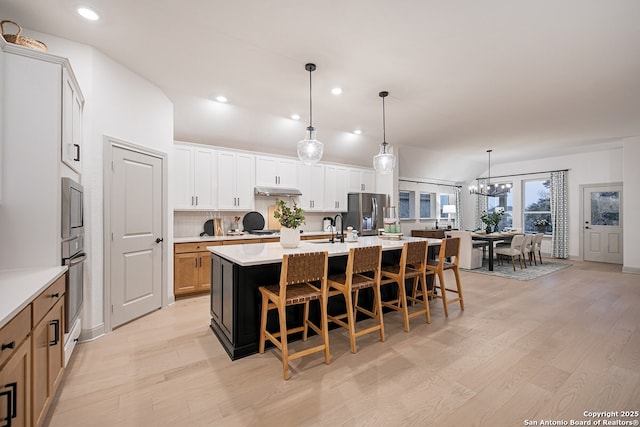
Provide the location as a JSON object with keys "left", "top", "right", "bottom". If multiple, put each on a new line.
{"left": 256, "top": 156, "right": 298, "bottom": 188}
{"left": 173, "top": 145, "right": 217, "bottom": 210}
{"left": 61, "top": 67, "right": 84, "bottom": 174}
{"left": 217, "top": 151, "right": 255, "bottom": 210}
{"left": 348, "top": 167, "right": 375, "bottom": 193}
{"left": 324, "top": 165, "right": 348, "bottom": 212}
{"left": 299, "top": 164, "right": 325, "bottom": 211}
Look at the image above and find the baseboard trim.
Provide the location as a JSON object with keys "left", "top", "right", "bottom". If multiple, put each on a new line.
{"left": 79, "top": 322, "right": 106, "bottom": 342}
{"left": 622, "top": 266, "right": 640, "bottom": 274}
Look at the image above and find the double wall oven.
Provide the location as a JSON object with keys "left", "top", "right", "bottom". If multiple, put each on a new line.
{"left": 61, "top": 177, "right": 86, "bottom": 333}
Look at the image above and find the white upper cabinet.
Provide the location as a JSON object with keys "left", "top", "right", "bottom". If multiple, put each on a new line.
{"left": 298, "top": 164, "right": 325, "bottom": 211}
{"left": 217, "top": 150, "right": 255, "bottom": 210}
{"left": 61, "top": 67, "right": 84, "bottom": 174}
{"left": 347, "top": 167, "right": 375, "bottom": 193}
{"left": 324, "top": 165, "right": 349, "bottom": 212}
{"left": 255, "top": 155, "right": 299, "bottom": 188}
{"left": 173, "top": 144, "right": 217, "bottom": 210}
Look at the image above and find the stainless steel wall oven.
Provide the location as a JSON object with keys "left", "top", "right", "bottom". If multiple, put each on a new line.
{"left": 61, "top": 177, "right": 86, "bottom": 332}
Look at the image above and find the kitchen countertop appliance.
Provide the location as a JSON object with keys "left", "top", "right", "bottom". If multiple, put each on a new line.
{"left": 344, "top": 192, "right": 390, "bottom": 236}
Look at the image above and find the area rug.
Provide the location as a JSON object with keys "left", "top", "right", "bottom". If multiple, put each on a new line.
{"left": 463, "top": 259, "right": 571, "bottom": 281}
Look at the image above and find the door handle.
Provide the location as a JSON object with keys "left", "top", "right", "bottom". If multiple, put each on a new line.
{"left": 73, "top": 144, "right": 80, "bottom": 161}
{"left": 1, "top": 382, "right": 17, "bottom": 425}
{"left": 49, "top": 319, "right": 60, "bottom": 346}
{"left": 155, "top": 237, "right": 164, "bottom": 244}
{"left": 585, "top": 226, "right": 591, "bottom": 229}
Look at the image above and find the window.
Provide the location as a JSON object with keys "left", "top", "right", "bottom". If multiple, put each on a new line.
{"left": 398, "top": 190, "right": 415, "bottom": 219}
{"left": 487, "top": 185, "right": 513, "bottom": 230}
{"left": 419, "top": 192, "right": 433, "bottom": 218}
{"left": 439, "top": 194, "right": 453, "bottom": 218}
{"left": 523, "top": 179, "right": 551, "bottom": 234}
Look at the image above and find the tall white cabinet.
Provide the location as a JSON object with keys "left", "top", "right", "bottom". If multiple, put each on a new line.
{"left": 324, "top": 165, "right": 349, "bottom": 212}
{"left": 0, "top": 42, "right": 84, "bottom": 269}
{"left": 173, "top": 144, "right": 217, "bottom": 210}
{"left": 298, "top": 164, "right": 325, "bottom": 211}
{"left": 217, "top": 151, "right": 255, "bottom": 210}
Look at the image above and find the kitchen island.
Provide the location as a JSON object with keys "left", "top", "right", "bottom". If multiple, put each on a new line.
{"left": 207, "top": 236, "right": 441, "bottom": 360}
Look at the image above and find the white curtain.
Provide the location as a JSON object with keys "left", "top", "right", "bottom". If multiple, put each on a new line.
{"left": 474, "top": 178, "right": 489, "bottom": 230}
{"left": 454, "top": 186, "right": 463, "bottom": 230}
{"left": 550, "top": 171, "right": 568, "bottom": 258}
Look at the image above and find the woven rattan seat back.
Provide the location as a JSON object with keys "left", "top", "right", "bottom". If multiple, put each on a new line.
{"left": 350, "top": 246, "right": 382, "bottom": 275}
{"left": 282, "top": 252, "right": 327, "bottom": 285}
{"left": 443, "top": 237, "right": 461, "bottom": 259}
{"left": 405, "top": 240, "right": 427, "bottom": 266}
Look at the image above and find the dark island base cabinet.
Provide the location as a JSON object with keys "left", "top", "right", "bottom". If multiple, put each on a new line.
{"left": 210, "top": 248, "right": 438, "bottom": 360}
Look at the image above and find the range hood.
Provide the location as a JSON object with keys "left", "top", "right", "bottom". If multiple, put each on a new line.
{"left": 254, "top": 186, "right": 302, "bottom": 197}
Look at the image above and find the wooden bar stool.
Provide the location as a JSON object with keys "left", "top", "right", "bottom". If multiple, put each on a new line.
{"left": 380, "top": 240, "right": 431, "bottom": 332}
{"left": 425, "top": 237, "right": 464, "bottom": 317}
{"left": 258, "top": 251, "right": 330, "bottom": 380}
{"left": 327, "top": 245, "right": 384, "bottom": 353}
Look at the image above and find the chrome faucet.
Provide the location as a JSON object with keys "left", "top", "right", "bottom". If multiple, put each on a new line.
{"left": 332, "top": 213, "right": 344, "bottom": 243}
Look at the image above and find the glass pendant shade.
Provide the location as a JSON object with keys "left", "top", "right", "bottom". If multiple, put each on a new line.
{"left": 373, "top": 91, "right": 396, "bottom": 174}
{"left": 297, "top": 127, "right": 324, "bottom": 165}
{"left": 373, "top": 142, "right": 395, "bottom": 175}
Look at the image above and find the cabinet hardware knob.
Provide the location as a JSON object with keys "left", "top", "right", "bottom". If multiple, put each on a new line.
{"left": 51, "top": 293, "right": 60, "bottom": 298}
{"left": 155, "top": 237, "right": 164, "bottom": 243}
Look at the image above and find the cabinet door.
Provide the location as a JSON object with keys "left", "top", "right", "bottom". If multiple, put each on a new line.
{"left": 361, "top": 170, "right": 375, "bottom": 192}
{"left": 193, "top": 148, "right": 217, "bottom": 209}
{"left": 299, "top": 164, "right": 324, "bottom": 211}
{"left": 217, "top": 151, "right": 237, "bottom": 209}
{"left": 255, "top": 156, "right": 278, "bottom": 186}
{"left": 0, "top": 337, "right": 31, "bottom": 427}
{"left": 173, "top": 146, "right": 194, "bottom": 209}
{"left": 335, "top": 167, "right": 348, "bottom": 210}
{"left": 234, "top": 154, "right": 254, "bottom": 210}
{"left": 211, "top": 256, "right": 222, "bottom": 322}
{"left": 61, "top": 67, "right": 83, "bottom": 174}
{"left": 347, "top": 168, "right": 362, "bottom": 193}
{"left": 276, "top": 158, "right": 298, "bottom": 188}
{"left": 32, "top": 298, "right": 64, "bottom": 427}
{"left": 198, "top": 252, "right": 211, "bottom": 292}
{"left": 174, "top": 252, "right": 199, "bottom": 295}
{"left": 324, "top": 166, "right": 338, "bottom": 211}
{"left": 220, "top": 258, "right": 234, "bottom": 341}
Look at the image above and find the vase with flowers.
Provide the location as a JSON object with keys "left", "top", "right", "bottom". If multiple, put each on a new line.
{"left": 274, "top": 199, "right": 305, "bottom": 248}
{"left": 480, "top": 209, "right": 505, "bottom": 233}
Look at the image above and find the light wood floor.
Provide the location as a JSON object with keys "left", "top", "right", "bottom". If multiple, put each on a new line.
{"left": 48, "top": 260, "right": 640, "bottom": 427}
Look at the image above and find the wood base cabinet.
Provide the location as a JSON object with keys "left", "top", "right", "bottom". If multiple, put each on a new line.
{"left": 174, "top": 242, "right": 220, "bottom": 297}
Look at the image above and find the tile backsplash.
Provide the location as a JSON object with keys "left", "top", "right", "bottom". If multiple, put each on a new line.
{"left": 174, "top": 197, "right": 332, "bottom": 237}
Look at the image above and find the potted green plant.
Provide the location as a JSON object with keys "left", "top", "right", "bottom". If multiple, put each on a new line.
{"left": 274, "top": 199, "right": 305, "bottom": 248}
{"left": 480, "top": 209, "right": 504, "bottom": 233}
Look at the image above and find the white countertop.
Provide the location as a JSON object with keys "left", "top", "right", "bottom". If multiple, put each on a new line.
{"left": 207, "top": 236, "right": 442, "bottom": 266}
{"left": 174, "top": 230, "right": 333, "bottom": 244}
{"left": 0, "top": 266, "right": 68, "bottom": 329}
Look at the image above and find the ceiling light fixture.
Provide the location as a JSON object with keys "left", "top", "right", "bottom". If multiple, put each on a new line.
{"left": 469, "top": 149, "right": 512, "bottom": 196}
{"left": 331, "top": 87, "right": 343, "bottom": 95}
{"left": 297, "top": 63, "right": 323, "bottom": 165}
{"left": 290, "top": 114, "right": 300, "bottom": 120}
{"left": 215, "top": 95, "right": 228, "bottom": 103}
{"left": 353, "top": 129, "right": 362, "bottom": 135}
{"left": 77, "top": 6, "right": 100, "bottom": 21}
{"left": 373, "top": 91, "right": 396, "bottom": 175}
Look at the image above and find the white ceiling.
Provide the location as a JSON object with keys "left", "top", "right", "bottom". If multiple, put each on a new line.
{"left": 2, "top": 0, "right": 639, "bottom": 178}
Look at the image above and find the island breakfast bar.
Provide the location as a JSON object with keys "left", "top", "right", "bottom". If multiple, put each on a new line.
{"left": 208, "top": 236, "right": 442, "bottom": 360}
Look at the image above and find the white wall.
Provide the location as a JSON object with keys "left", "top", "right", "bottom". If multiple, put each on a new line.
{"left": 29, "top": 30, "right": 174, "bottom": 336}
{"left": 622, "top": 137, "right": 640, "bottom": 273}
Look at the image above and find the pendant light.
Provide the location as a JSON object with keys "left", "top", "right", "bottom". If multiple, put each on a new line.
{"left": 373, "top": 91, "right": 396, "bottom": 174}
{"left": 297, "top": 63, "right": 324, "bottom": 165}
{"left": 469, "top": 149, "right": 512, "bottom": 196}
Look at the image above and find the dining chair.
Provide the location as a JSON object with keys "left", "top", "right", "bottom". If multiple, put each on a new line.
{"left": 521, "top": 234, "right": 534, "bottom": 268}
{"left": 424, "top": 237, "right": 464, "bottom": 317}
{"left": 327, "top": 245, "right": 384, "bottom": 353}
{"left": 495, "top": 234, "right": 525, "bottom": 271}
{"left": 258, "top": 251, "right": 330, "bottom": 380}
{"left": 380, "top": 240, "right": 431, "bottom": 332}
{"left": 531, "top": 233, "right": 544, "bottom": 265}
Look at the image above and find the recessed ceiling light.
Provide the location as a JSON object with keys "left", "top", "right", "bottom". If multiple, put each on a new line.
{"left": 215, "top": 95, "right": 228, "bottom": 103}
{"left": 331, "top": 87, "right": 343, "bottom": 95}
{"left": 353, "top": 129, "right": 362, "bottom": 135}
{"left": 77, "top": 6, "right": 100, "bottom": 21}
{"left": 290, "top": 114, "right": 300, "bottom": 120}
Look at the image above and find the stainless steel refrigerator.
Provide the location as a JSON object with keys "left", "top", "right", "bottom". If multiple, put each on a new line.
{"left": 344, "top": 192, "right": 390, "bottom": 236}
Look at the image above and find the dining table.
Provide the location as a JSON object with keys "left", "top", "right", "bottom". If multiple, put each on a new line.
{"left": 470, "top": 232, "right": 519, "bottom": 271}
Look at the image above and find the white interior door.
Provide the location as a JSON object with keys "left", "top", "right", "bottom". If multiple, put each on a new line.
{"left": 111, "top": 145, "right": 163, "bottom": 328}
{"left": 583, "top": 184, "right": 623, "bottom": 264}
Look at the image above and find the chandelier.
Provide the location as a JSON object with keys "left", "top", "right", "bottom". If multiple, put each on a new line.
{"left": 297, "top": 63, "right": 324, "bottom": 165}
{"left": 373, "top": 91, "right": 396, "bottom": 174}
{"left": 469, "top": 149, "right": 512, "bottom": 197}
